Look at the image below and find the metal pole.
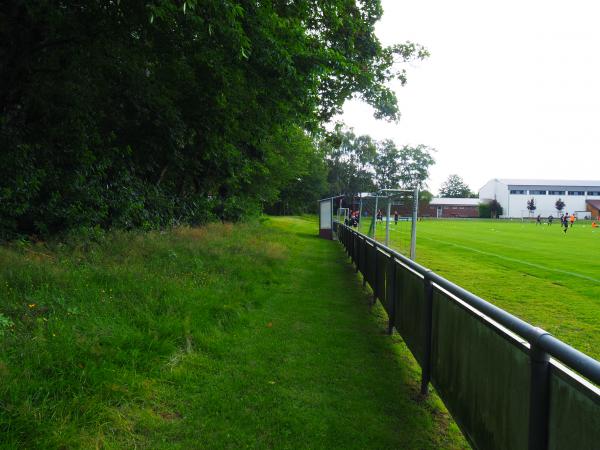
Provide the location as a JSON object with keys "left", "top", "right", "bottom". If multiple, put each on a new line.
{"left": 387, "top": 254, "right": 397, "bottom": 335}
{"left": 420, "top": 271, "right": 434, "bottom": 395}
{"left": 330, "top": 198, "right": 334, "bottom": 238}
{"left": 410, "top": 188, "right": 419, "bottom": 259}
{"left": 358, "top": 198, "right": 363, "bottom": 234}
{"left": 385, "top": 196, "right": 392, "bottom": 246}
{"left": 528, "top": 329, "right": 551, "bottom": 450}
{"left": 372, "top": 196, "right": 379, "bottom": 238}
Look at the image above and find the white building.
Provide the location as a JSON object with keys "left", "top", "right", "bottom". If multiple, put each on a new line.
{"left": 479, "top": 179, "right": 600, "bottom": 218}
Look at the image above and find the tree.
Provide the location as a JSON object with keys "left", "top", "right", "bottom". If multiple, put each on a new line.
{"left": 555, "top": 198, "right": 566, "bottom": 214}
{"left": 326, "top": 126, "right": 435, "bottom": 198}
{"left": 0, "top": 1, "right": 429, "bottom": 237}
{"left": 373, "top": 140, "right": 402, "bottom": 189}
{"left": 439, "top": 175, "right": 476, "bottom": 198}
{"left": 527, "top": 198, "right": 537, "bottom": 216}
{"left": 266, "top": 143, "right": 329, "bottom": 215}
{"left": 376, "top": 144, "right": 435, "bottom": 190}
{"left": 324, "top": 126, "right": 377, "bottom": 198}
{"left": 479, "top": 199, "right": 503, "bottom": 218}
{"left": 398, "top": 145, "right": 436, "bottom": 189}
{"left": 418, "top": 190, "right": 434, "bottom": 216}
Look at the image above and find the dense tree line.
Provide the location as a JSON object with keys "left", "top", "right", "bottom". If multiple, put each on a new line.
{"left": 1, "top": 1, "right": 427, "bottom": 238}
{"left": 323, "top": 125, "right": 435, "bottom": 199}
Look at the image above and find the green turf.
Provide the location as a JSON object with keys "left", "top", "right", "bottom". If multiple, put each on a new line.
{"left": 0, "top": 217, "right": 467, "bottom": 449}
{"left": 363, "top": 218, "right": 600, "bottom": 360}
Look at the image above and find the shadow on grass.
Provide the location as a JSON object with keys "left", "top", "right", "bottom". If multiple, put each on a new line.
{"left": 294, "top": 231, "right": 320, "bottom": 239}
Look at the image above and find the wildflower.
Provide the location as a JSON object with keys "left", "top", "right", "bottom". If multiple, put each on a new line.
{"left": 28, "top": 303, "right": 36, "bottom": 309}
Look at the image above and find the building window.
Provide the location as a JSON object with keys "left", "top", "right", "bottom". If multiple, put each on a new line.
{"left": 510, "top": 189, "right": 526, "bottom": 194}
{"left": 587, "top": 191, "right": 600, "bottom": 196}
{"left": 568, "top": 191, "right": 584, "bottom": 196}
{"left": 548, "top": 190, "right": 565, "bottom": 195}
{"left": 530, "top": 190, "right": 547, "bottom": 195}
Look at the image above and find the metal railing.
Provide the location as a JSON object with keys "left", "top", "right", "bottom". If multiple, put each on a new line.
{"left": 334, "top": 222, "right": 600, "bottom": 450}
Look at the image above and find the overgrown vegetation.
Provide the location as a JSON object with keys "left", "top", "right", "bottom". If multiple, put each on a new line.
{"left": 1, "top": 1, "right": 428, "bottom": 238}
{"left": 0, "top": 217, "right": 467, "bottom": 448}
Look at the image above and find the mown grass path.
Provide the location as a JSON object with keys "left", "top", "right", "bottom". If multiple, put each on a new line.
{"left": 209, "top": 216, "right": 466, "bottom": 449}
{"left": 0, "top": 217, "right": 466, "bottom": 448}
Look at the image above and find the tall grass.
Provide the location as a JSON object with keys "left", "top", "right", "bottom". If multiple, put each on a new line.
{"left": 0, "top": 217, "right": 467, "bottom": 448}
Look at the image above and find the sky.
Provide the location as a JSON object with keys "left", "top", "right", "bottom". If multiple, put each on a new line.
{"left": 336, "top": 0, "right": 600, "bottom": 194}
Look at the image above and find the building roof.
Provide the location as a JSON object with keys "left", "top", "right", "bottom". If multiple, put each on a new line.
{"left": 430, "top": 197, "right": 480, "bottom": 206}
{"left": 497, "top": 179, "right": 600, "bottom": 187}
{"left": 586, "top": 200, "right": 600, "bottom": 209}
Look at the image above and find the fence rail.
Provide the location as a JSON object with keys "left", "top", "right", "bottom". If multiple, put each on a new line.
{"left": 334, "top": 222, "right": 600, "bottom": 450}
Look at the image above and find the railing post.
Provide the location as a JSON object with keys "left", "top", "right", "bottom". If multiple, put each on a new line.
{"left": 372, "top": 246, "right": 378, "bottom": 305}
{"left": 410, "top": 187, "right": 419, "bottom": 260}
{"left": 387, "top": 254, "right": 397, "bottom": 335}
{"left": 354, "top": 232, "right": 360, "bottom": 273}
{"left": 420, "top": 270, "right": 434, "bottom": 395}
{"left": 528, "top": 329, "right": 551, "bottom": 450}
{"left": 362, "top": 241, "right": 367, "bottom": 287}
{"left": 348, "top": 227, "right": 353, "bottom": 263}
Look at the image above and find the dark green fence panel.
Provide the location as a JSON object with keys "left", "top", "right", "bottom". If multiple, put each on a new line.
{"left": 334, "top": 223, "right": 600, "bottom": 450}
{"left": 383, "top": 258, "right": 396, "bottom": 316}
{"left": 365, "top": 242, "right": 376, "bottom": 289}
{"left": 394, "top": 266, "right": 426, "bottom": 367}
{"left": 376, "top": 249, "right": 387, "bottom": 303}
{"left": 358, "top": 236, "right": 366, "bottom": 274}
{"left": 547, "top": 365, "right": 600, "bottom": 450}
{"left": 430, "top": 288, "right": 530, "bottom": 450}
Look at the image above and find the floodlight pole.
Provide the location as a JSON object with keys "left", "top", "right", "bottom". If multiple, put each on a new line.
{"left": 410, "top": 187, "right": 419, "bottom": 260}
{"left": 385, "top": 196, "right": 392, "bottom": 246}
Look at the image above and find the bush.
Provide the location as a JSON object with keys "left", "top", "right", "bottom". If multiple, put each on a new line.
{"left": 479, "top": 200, "right": 503, "bottom": 218}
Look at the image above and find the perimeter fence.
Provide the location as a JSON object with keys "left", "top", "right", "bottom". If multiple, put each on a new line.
{"left": 334, "top": 221, "right": 600, "bottom": 450}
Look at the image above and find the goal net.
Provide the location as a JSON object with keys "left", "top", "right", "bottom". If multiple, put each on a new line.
{"left": 340, "top": 189, "right": 419, "bottom": 260}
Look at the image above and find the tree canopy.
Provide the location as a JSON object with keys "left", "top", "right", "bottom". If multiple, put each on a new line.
{"left": 1, "top": 1, "right": 428, "bottom": 238}
{"left": 374, "top": 142, "right": 435, "bottom": 191}
{"left": 439, "top": 175, "right": 476, "bottom": 198}
{"left": 323, "top": 126, "right": 435, "bottom": 199}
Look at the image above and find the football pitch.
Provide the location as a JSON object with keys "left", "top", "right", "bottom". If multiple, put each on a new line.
{"left": 360, "top": 218, "right": 600, "bottom": 360}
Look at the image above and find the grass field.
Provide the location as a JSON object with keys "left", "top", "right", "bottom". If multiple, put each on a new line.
{"left": 0, "top": 217, "right": 467, "bottom": 449}
{"left": 360, "top": 218, "right": 600, "bottom": 360}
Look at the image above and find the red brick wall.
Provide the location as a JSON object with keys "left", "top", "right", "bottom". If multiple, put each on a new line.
{"left": 426, "top": 205, "right": 479, "bottom": 218}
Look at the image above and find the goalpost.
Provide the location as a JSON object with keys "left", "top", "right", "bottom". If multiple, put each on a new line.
{"left": 337, "top": 207, "right": 350, "bottom": 225}
{"left": 321, "top": 189, "right": 420, "bottom": 259}
{"left": 356, "top": 188, "right": 419, "bottom": 260}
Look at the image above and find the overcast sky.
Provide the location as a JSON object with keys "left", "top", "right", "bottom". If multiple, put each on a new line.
{"left": 336, "top": 0, "right": 600, "bottom": 194}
